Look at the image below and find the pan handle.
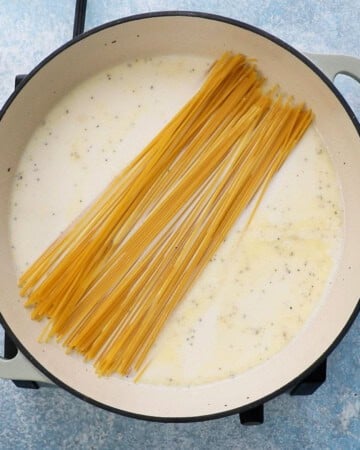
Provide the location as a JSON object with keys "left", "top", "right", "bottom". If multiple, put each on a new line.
{"left": 304, "top": 53, "right": 360, "bottom": 83}
{"left": 0, "top": 350, "right": 49, "bottom": 383}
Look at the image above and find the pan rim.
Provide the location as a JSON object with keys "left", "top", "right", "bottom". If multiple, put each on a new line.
{"left": 1, "top": 10, "right": 360, "bottom": 135}
{"left": 0, "top": 10, "right": 359, "bottom": 422}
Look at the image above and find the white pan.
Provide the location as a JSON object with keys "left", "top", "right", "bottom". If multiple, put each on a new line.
{"left": 0, "top": 12, "right": 359, "bottom": 421}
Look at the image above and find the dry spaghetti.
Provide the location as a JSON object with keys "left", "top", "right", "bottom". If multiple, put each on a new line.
{"left": 19, "top": 52, "right": 313, "bottom": 377}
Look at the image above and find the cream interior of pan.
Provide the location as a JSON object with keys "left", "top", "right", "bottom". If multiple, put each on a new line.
{"left": 10, "top": 54, "right": 344, "bottom": 386}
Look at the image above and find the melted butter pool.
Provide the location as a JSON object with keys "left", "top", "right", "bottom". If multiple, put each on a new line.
{"left": 10, "top": 54, "right": 344, "bottom": 386}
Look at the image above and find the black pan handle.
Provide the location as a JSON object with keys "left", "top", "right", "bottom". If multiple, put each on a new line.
{"left": 73, "top": 0, "right": 88, "bottom": 38}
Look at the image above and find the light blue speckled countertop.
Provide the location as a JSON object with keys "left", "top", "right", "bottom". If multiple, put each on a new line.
{"left": 0, "top": 1, "right": 359, "bottom": 449}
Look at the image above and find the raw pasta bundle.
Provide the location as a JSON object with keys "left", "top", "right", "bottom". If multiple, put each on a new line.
{"left": 19, "top": 52, "right": 313, "bottom": 377}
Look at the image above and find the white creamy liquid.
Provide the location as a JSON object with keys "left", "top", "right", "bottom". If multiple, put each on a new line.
{"left": 9, "top": 54, "right": 344, "bottom": 386}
